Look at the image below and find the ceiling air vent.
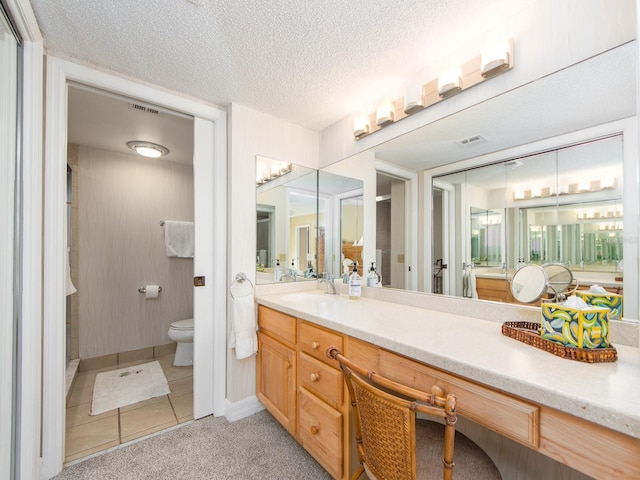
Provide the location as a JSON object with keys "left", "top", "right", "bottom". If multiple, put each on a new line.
{"left": 455, "top": 134, "right": 487, "bottom": 147}
{"left": 128, "top": 103, "right": 160, "bottom": 116}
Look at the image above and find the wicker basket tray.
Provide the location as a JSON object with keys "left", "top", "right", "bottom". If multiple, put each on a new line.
{"left": 501, "top": 321, "right": 617, "bottom": 363}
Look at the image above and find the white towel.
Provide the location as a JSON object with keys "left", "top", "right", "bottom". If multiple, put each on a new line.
{"left": 65, "top": 247, "right": 77, "bottom": 296}
{"left": 163, "top": 221, "right": 194, "bottom": 258}
{"left": 469, "top": 269, "right": 478, "bottom": 299}
{"left": 230, "top": 295, "right": 257, "bottom": 360}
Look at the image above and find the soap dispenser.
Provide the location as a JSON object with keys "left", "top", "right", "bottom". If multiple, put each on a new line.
{"left": 348, "top": 262, "right": 361, "bottom": 300}
{"left": 289, "top": 259, "right": 296, "bottom": 277}
{"left": 274, "top": 259, "right": 283, "bottom": 282}
{"left": 366, "top": 262, "right": 381, "bottom": 287}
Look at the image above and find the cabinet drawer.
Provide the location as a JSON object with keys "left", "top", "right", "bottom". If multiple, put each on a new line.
{"left": 299, "top": 321, "right": 343, "bottom": 367}
{"left": 298, "top": 387, "right": 343, "bottom": 479}
{"left": 378, "top": 349, "right": 540, "bottom": 449}
{"left": 258, "top": 305, "right": 296, "bottom": 346}
{"left": 299, "top": 352, "right": 343, "bottom": 408}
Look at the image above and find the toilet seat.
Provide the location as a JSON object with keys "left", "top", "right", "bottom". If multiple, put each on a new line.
{"left": 170, "top": 318, "right": 193, "bottom": 330}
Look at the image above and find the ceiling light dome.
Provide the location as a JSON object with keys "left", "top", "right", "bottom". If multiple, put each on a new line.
{"left": 126, "top": 141, "right": 170, "bottom": 158}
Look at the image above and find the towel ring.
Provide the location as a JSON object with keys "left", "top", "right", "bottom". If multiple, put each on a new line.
{"left": 230, "top": 272, "right": 254, "bottom": 299}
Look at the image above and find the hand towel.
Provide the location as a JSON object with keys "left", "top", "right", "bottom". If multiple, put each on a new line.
{"left": 230, "top": 295, "right": 257, "bottom": 360}
{"left": 469, "top": 269, "right": 478, "bottom": 299}
{"left": 65, "top": 247, "right": 77, "bottom": 296}
{"left": 163, "top": 221, "right": 195, "bottom": 258}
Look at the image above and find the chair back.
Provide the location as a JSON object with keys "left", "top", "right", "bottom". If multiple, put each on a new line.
{"left": 327, "top": 347, "right": 457, "bottom": 480}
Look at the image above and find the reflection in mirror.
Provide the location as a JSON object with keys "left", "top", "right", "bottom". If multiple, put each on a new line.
{"left": 255, "top": 156, "right": 318, "bottom": 284}
{"left": 341, "top": 195, "right": 364, "bottom": 276}
{"left": 317, "top": 171, "right": 364, "bottom": 279}
{"left": 432, "top": 135, "right": 629, "bottom": 318}
{"left": 470, "top": 207, "right": 503, "bottom": 267}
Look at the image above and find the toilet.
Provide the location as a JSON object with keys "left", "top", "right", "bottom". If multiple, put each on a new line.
{"left": 168, "top": 318, "right": 194, "bottom": 366}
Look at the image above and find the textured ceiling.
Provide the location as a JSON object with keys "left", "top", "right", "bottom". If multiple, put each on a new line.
{"left": 30, "top": 0, "right": 536, "bottom": 131}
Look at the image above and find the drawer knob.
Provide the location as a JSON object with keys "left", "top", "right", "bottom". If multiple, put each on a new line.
{"left": 310, "top": 373, "right": 320, "bottom": 382}
{"left": 310, "top": 425, "right": 319, "bottom": 435}
{"left": 312, "top": 341, "right": 320, "bottom": 350}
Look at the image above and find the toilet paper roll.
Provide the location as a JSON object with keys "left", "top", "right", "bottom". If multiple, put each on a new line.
{"left": 145, "top": 285, "right": 160, "bottom": 299}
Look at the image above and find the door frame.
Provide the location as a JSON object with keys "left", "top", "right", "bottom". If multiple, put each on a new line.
{"left": 42, "top": 56, "right": 227, "bottom": 478}
{"left": 375, "top": 161, "right": 418, "bottom": 290}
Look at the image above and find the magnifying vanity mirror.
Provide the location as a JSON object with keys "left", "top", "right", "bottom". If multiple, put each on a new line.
{"left": 510, "top": 263, "right": 579, "bottom": 304}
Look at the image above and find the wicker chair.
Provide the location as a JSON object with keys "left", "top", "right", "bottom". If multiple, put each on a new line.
{"left": 327, "top": 347, "right": 501, "bottom": 480}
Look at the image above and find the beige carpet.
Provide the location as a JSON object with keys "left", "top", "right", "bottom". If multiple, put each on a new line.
{"left": 54, "top": 410, "right": 332, "bottom": 479}
{"left": 91, "top": 361, "right": 170, "bottom": 415}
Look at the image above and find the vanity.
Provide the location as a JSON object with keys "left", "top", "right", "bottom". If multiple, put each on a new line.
{"left": 255, "top": 286, "right": 640, "bottom": 480}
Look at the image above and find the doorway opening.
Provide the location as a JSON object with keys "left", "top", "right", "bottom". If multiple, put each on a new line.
{"left": 64, "top": 84, "right": 195, "bottom": 462}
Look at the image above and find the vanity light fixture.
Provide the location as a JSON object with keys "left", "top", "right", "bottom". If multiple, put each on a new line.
{"left": 437, "top": 66, "right": 462, "bottom": 97}
{"left": 403, "top": 85, "right": 424, "bottom": 114}
{"left": 126, "top": 140, "right": 169, "bottom": 158}
{"left": 256, "top": 157, "right": 292, "bottom": 186}
{"left": 513, "top": 190, "right": 525, "bottom": 200}
{"left": 352, "top": 38, "right": 514, "bottom": 140}
{"left": 578, "top": 181, "right": 592, "bottom": 192}
{"left": 353, "top": 115, "right": 370, "bottom": 138}
{"left": 600, "top": 178, "right": 616, "bottom": 189}
{"left": 481, "top": 40, "right": 512, "bottom": 78}
{"left": 375, "top": 103, "right": 395, "bottom": 127}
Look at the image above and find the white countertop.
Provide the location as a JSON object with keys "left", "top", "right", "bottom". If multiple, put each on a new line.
{"left": 255, "top": 287, "right": 640, "bottom": 440}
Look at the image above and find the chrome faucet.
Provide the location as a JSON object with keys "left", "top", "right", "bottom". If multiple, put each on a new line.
{"left": 281, "top": 273, "right": 297, "bottom": 282}
{"left": 318, "top": 272, "right": 337, "bottom": 294}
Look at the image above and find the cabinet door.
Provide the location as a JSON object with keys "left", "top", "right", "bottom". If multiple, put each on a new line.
{"left": 257, "top": 332, "right": 296, "bottom": 434}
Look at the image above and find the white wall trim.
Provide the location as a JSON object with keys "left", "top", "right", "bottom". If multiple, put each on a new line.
{"left": 17, "top": 40, "right": 44, "bottom": 480}
{"left": 224, "top": 396, "right": 264, "bottom": 422}
{"left": 3, "top": 3, "right": 44, "bottom": 479}
{"left": 375, "top": 161, "right": 419, "bottom": 290}
{"left": 42, "top": 56, "right": 227, "bottom": 478}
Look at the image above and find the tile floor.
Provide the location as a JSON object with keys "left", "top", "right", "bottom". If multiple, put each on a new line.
{"left": 65, "top": 353, "right": 193, "bottom": 463}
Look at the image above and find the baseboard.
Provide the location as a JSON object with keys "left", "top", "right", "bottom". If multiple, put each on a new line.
{"left": 224, "top": 395, "right": 264, "bottom": 422}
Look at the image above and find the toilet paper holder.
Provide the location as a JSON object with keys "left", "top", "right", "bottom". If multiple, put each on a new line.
{"left": 138, "top": 285, "right": 162, "bottom": 294}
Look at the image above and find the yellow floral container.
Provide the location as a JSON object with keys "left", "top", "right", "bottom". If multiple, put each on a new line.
{"left": 540, "top": 303, "right": 610, "bottom": 349}
{"left": 575, "top": 291, "right": 623, "bottom": 320}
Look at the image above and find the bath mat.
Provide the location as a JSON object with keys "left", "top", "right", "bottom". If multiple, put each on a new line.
{"left": 91, "top": 361, "right": 170, "bottom": 415}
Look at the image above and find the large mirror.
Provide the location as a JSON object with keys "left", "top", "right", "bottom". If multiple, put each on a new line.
{"left": 316, "top": 170, "right": 364, "bottom": 278}
{"left": 317, "top": 42, "right": 637, "bottom": 320}
{"left": 256, "top": 156, "right": 318, "bottom": 284}
{"left": 433, "top": 135, "right": 625, "bottom": 305}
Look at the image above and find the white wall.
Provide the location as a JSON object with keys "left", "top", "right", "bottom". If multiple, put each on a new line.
{"left": 72, "top": 145, "right": 194, "bottom": 358}
{"left": 227, "top": 103, "right": 320, "bottom": 408}
{"left": 319, "top": 0, "right": 636, "bottom": 168}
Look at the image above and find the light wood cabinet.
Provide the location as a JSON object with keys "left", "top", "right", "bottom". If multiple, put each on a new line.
{"left": 476, "top": 277, "right": 513, "bottom": 303}
{"left": 297, "top": 321, "right": 346, "bottom": 479}
{"left": 256, "top": 307, "right": 297, "bottom": 435}
{"left": 257, "top": 307, "right": 349, "bottom": 479}
{"left": 345, "top": 336, "right": 640, "bottom": 480}
{"left": 258, "top": 305, "right": 640, "bottom": 480}
{"left": 347, "top": 337, "right": 540, "bottom": 448}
